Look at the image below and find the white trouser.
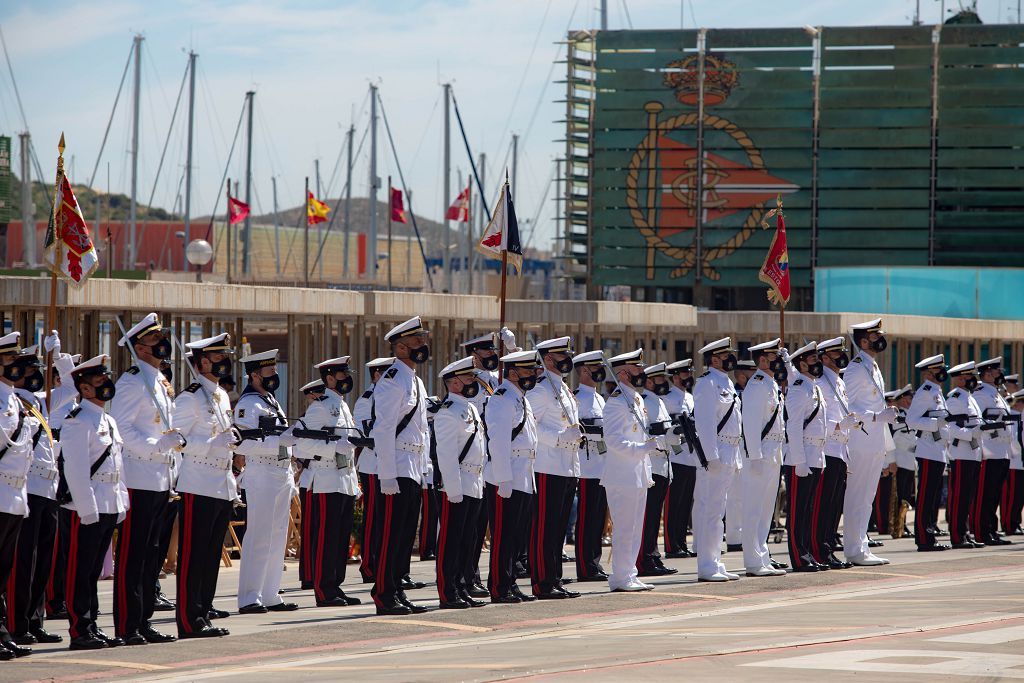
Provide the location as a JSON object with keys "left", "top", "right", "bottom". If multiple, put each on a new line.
{"left": 605, "top": 485, "right": 647, "bottom": 589}
{"left": 843, "top": 449, "right": 886, "bottom": 560}
{"left": 694, "top": 461, "right": 737, "bottom": 578}
{"left": 725, "top": 488, "right": 742, "bottom": 545}
{"left": 238, "top": 467, "right": 293, "bottom": 608}
{"left": 741, "top": 458, "right": 781, "bottom": 571}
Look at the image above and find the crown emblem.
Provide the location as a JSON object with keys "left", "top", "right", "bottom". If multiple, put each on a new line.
{"left": 663, "top": 54, "right": 739, "bottom": 106}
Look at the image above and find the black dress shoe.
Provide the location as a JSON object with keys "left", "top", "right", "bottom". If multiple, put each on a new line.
{"left": 952, "top": 542, "right": 978, "bottom": 549}
{"left": 664, "top": 550, "right": 694, "bottom": 559}
{"left": 69, "top": 635, "right": 107, "bottom": 650}
{"left": 301, "top": 581, "right": 314, "bottom": 590}
{"left": 398, "top": 595, "right": 428, "bottom": 614}
{"left": 140, "top": 628, "right": 176, "bottom": 644}
{"left": 468, "top": 583, "right": 489, "bottom": 598}
{"left": 726, "top": 543, "right": 742, "bottom": 552}
{"left": 868, "top": 538, "right": 885, "bottom": 548}
{"left": 0, "top": 648, "right": 11, "bottom": 660}
{"left": 47, "top": 607, "right": 69, "bottom": 620}
{"left": 986, "top": 535, "right": 1012, "bottom": 546}
{"left": 207, "top": 608, "right": 230, "bottom": 620}
{"left": 3, "top": 640, "right": 32, "bottom": 657}
{"left": 179, "top": 623, "right": 228, "bottom": 639}
{"left": 560, "top": 577, "right": 574, "bottom": 585}
{"left": 91, "top": 629, "right": 123, "bottom": 648}
{"left": 512, "top": 587, "right": 537, "bottom": 602}
{"left": 420, "top": 552, "right": 437, "bottom": 561}
{"left": 535, "top": 589, "right": 569, "bottom": 600}
{"left": 770, "top": 559, "right": 789, "bottom": 570}
{"left": 375, "top": 603, "right": 413, "bottom": 616}
{"left": 555, "top": 586, "right": 580, "bottom": 598}
{"left": 30, "top": 628, "right": 63, "bottom": 644}
{"left": 825, "top": 555, "right": 849, "bottom": 570}
{"left": 153, "top": 595, "right": 175, "bottom": 612}
{"left": 917, "top": 544, "right": 950, "bottom": 552}
{"left": 439, "top": 599, "right": 470, "bottom": 609}
{"left": 267, "top": 602, "right": 299, "bottom": 612}
{"left": 491, "top": 593, "right": 521, "bottom": 604}
{"left": 339, "top": 592, "right": 362, "bottom": 606}
{"left": 458, "top": 591, "right": 487, "bottom": 608}
{"left": 400, "top": 576, "right": 427, "bottom": 590}
{"left": 514, "top": 565, "right": 530, "bottom": 579}
{"left": 122, "top": 632, "right": 149, "bottom": 646}
{"left": 814, "top": 561, "right": 831, "bottom": 571}
{"left": 316, "top": 597, "right": 350, "bottom": 607}
{"left": 561, "top": 553, "right": 574, "bottom": 562}
{"left": 11, "top": 632, "right": 36, "bottom": 645}
{"left": 793, "top": 565, "right": 819, "bottom": 573}
{"left": 577, "top": 572, "right": 610, "bottom": 582}
{"left": 239, "top": 603, "right": 268, "bottom": 614}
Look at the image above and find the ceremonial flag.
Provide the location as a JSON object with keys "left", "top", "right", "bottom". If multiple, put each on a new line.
{"left": 307, "top": 191, "right": 329, "bottom": 225}
{"left": 758, "top": 196, "right": 790, "bottom": 307}
{"left": 390, "top": 187, "right": 407, "bottom": 224}
{"left": 446, "top": 186, "right": 470, "bottom": 223}
{"left": 477, "top": 180, "right": 522, "bottom": 274}
{"left": 43, "top": 172, "right": 98, "bottom": 287}
{"left": 228, "top": 195, "right": 250, "bottom": 225}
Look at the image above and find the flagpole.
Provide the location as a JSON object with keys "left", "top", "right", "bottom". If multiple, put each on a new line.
{"left": 304, "top": 177, "right": 310, "bottom": 288}
{"left": 387, "top": 175, "right": 393, "bottom": 291}
{"left": 499, "top": 176, "right": 509, "bottom": 333}
{"left": 225, "top": 178, "right": 232, "bottom": 283}
{"left": 466, "top": 180, "right": 473, "bottom": 293}
{"left": 44, "top": 134, "right": 65, "bottom": 412}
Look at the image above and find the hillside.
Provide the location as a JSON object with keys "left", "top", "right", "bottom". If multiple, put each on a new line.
{"left": 10, "top": 176, "right": 178, "bottom": 222}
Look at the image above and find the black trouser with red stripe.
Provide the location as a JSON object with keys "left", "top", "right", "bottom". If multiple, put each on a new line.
{"left": 575, "top": 477, "right": 607, "bottom": 579}
{"left": 974, "top": 458, "right": 1010, "bottom": 541}
{"left": 664, "top": 463, "right": 695, "bottom": 554}
{"left": 7, "top": 494, "right": 57, "bottom": 636}
{"left": 436, "top": 493, "right": 480, "bottom": 602}
{"left": 175, "top": 494, "right": 232, "bottom": 635}
{"left": 468, "top": 499, "right": 488, "bottom": 587}
{"left": 65, "top": 511, "right": 117, "bottom": 640}
{"left": 419, "top": 486, "right": 439, "bottom": 560}
{"left": 784, "top": 466, "right": 821, "bottom": 569}
{"left": 308, "top": 492, "right": 354, "bottom": 602}
{"left": 1002, "top": 468, "right": 1024, "bottom": 534}
{"left": 530, "top": 473, "right": 575, "bottom": 594}
{"left": 46, "top": 507, "right": 71, "bottom": 616}
{"left": 298, "top": 487, "right": 311, "bottom": 586}
{"left": 486, "top": 484, "right": 531, "bottom": 599}
{"left": 358, "top": 473, "right": 379, "bottom": 583}
{"left": 113, "top": 488, "right": 169, "bottom": 637}
{"left": 636, "top": 473, "right": 669, "bottom": 573}
{"left": 811, "top": 457, "right": 846, "bottom": 561}
{"left": 371, "top": 477, "right": 420, "bottom": 609}
{"left": 915, "top": 458, "right": 945, "bottom": 547}
{"left": 0, "top": 511, "right": 24, "bottom": 642}
{"left": 947, "top": 459, "right": 980, "bottom": 545}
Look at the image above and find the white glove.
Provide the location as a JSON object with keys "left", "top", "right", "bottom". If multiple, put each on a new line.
{"left": 779, "top": 347, "right": 791, "bottom": 364}
{"left": 499, "top": 327, "right": 519, "bottom": 353}
{"left": 447, "top": 492, "right": 464, "bottom": 504}
{"left": 44, "top": 330, "right": 61, "bottom": 355}
{"left": 211, "top": 431, "right": 238, "bottom": 449}
{"left": 497, "top": 480, "right": 513, "bottom": 498}
{"left": 79, "top": 511, "right": 100, "bottom": 525}
{"left": 838, "top": 414, "right": 860, "bottom": 431}
{"left": 795, "top": 462, "right": 811, "bottom": 478}
{"left": 875, "top": 407, "right": 899, "bottom": 424}
{"left": 278, "top": 426, "right": 298, "bottom": 447}
{"left": 380, "top": 478, "right": 400, "bottom": 496}
{"left": 156, "top": 431, "right": 184, "bottom": 451}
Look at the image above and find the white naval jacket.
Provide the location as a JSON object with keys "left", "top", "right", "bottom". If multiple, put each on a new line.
{"left": 663, "top": 385, "right": 699, "bottom": 467}
{"left": 818, "top": 367, "right": 852, "bottom": 463}
{"left": 433, "top": 393, "right": 485, "bottom": 500}
{"left": 574, "top": 384, "right": 606, "bottom": 480}
{"left": 945, "top": 387, "right": 982, "bottom": 462}
{"left": 16, "top": 388, "right": 59, "bottom": 501}
{"left": 370, "top": 361, "right": 429, "bottom": 484}
{"left": 845, "top": 351, "right": 890, "bottom": 459}
{"left": 529, "top": 371, "right": 581, "bottom": 478}
{"left": 741, "top": 369, "right": 785, "bottom": 463}
{"left": 353, "top": 386, "right": 377, "bottom": 475}
{"left": 785, "top": 372, "right": 828, "bottom": 469}
{"left": 60, "top": 400, "right": 129, "bottom": 523}
{"left": 0, "top": 383, "right": 35, "bottom": 516}
{"left": 974, "top": 383, "right": 1012, "bottom": 461}
{"left": 600, "top": 386, "right": 654, "bottom": 490}
{"left": 694, "top": 367, "right": 743, "bottom": 468}
{"left": 111, "top": 364, "right": 176, "bottom": 492}
{"left": 174, "top": 375, "right": 239, "bottom": 501}
{"left": 469, "top": 369, "right": 498, "bottom": 414}
{"left": 642, "top": 391, "right": 672, "bottom": 478}
{"left": 907, "top": 381, "right": 949, "bottom": 463}
{"left": 234, "top": 387, "right": 295, "bottom": 491}
{"left": 294, "top": 388, "right": 361, "bottom": 496}
{"left": 482, "top": 379, "right": 537, "bottom": 493}
{"left": 887, "top": 412, "right": 919, "bottom": 470}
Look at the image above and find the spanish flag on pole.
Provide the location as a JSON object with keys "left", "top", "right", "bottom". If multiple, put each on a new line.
{"left": 307, "top": 191, "right": 329, "bottom": 226}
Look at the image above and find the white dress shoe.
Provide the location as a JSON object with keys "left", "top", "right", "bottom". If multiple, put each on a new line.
{"left": 722, "top": 571, "right": 740, "bottom": 581}
{"left": 611, "top": 581, "right": 647, "bottom": 592}
{"left": 746, "top": 566, "right": 783, "bottom": 577}
{"left": 697, "top": 573, "right": 730, "bottom": 582}
{"left": 848, "top": 553, "right": 885, "bottom": 566}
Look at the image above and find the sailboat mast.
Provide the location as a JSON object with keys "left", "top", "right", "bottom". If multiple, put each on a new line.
{"left": 443, "top": 83, "right": 452, "bottom": 293}
{"left": 369, "top": 84, "right": 378, "bottom": 282}
{"left": 343, "top": 123, "right": 354, "bottom": 279}
{"left": 128, "top": 34, "right": 142, "bottom": 270}
{"left": 242, "top": 90, "right": 255, "bottom": 275}
{"left": 183, "top": 50, "right": 197, "bottom": 271}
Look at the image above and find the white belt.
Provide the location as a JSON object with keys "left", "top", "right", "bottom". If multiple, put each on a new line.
{"left": 187, "top": 454, "right": 232, "bottom": 471}
{"left": 247, "top": 454, "right": 291, "bottom": 468}
{"left": 397, "top": 441, "right": 426, "bottom": 455}
{"left": 804, "top": 436, "right": 827, "bottom": 448}
{"left": 126, "top": 451, "right": 175, "bottom": 465}
{"left": 460, "top": 463, "right": 483, "bottom": 474}
{"left": 828, "top": 431, "right": 850, "bottom": 445}
{"left": 719, "top": 435, "right": 742, "bottom": 446}
{"left": 0, "top": 472, "right": 27, "bottom": 489}
{"left": 93, "top": 471, "right": 121, "bottom": 484}
{"left": 763, "top": 433, "right": 785, "bottom": 443}
{"left": 512, "top": 448, "right": 535, "bottom": 459}
{"left": 29, "top": 463, "right": 59, "bottom": 480}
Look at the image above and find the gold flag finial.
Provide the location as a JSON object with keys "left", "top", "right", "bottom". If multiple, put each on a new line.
{"left": 58, "top": 133, "right": 65, "bottom": 156}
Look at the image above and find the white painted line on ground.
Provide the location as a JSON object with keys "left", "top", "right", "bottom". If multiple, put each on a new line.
{"left": 744, "top": 649, "right": 1024, "bottom": 679}
{"left": 931, "top": 624, "right": 1024, "bottom": 644}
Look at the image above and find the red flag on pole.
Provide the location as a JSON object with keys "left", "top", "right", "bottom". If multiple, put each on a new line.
{"left": 446, "top": 186, "right": 470, "bottom": 223}
{"left": 43, "top": 172, "right": 98, "bottom": 286}
{"left": 390, "top": 187, "right": 407, "bottom": 224}
{"left": 228, "top": 195, "right": 250, "bottom": 225}
{"left": 758, "top": 195, "right": 791, "bottom": 307}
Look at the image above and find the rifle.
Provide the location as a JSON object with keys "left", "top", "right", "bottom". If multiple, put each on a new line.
{"left": 647, "top": 419, "right": 673, "bottom": 436}
{"left": 580, "top": 417, "right": 603, "bottom": 436}
{"left": 671, "top": 411, "right": 708, "bottom": 470}
{"left": 293, "top": 426, "right": 343, "bottom": 442}
{"left": 234, "top": 415, "right": 290, "bottom": 442}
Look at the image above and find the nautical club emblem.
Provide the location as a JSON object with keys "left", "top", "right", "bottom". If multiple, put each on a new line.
{"left": 626, "top": 54, "right": 799, "bottom": 281}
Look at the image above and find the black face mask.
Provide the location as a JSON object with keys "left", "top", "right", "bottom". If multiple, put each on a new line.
{"left": 994, "top": 372, "right": 1006, "bottom": 385}
{"left": 96, "top": 379, "right": 116, "bottom": 401}
{"left": 516, "top": 374, "right": 536, "bottom": 392}
{"left": 871, "top": 336, "right": 888, "bottom": 353}
{"left": 262, "top": 373, "right": 281, "bottom": 393}
{"left": 629, "top": 372, "right": 646, "bottom": 388}
{"left": 830, "top": 352, "right": 849, "bottom": 369}
{"left": 143, "top": 338, "right": 172, "bottom": 360}
{"left": 460, "top": 382, "right": 479, "bottom": 399}
{"left": 210, "top": 358, "right": 233, "bottom": 379}
{"left": 24, "top": 370, "right": 44, "bottom": 393}
{"left": 554, "top": 357, "right": 574, "bottom": 375}
{"left": 3, "top": 363, "right": 24, "bottom": 382}
{"left": 721, "top": 354, "right": 738, "bottom": 372}
{"left": 589, "top": 368, "right": 606, "bottom": 384}
{"left": 773, "top": 368, "right": 788, "bottom": 383}
{"left": 681, "top": 376, "right": 694, "bottom": 392}
{"left": 336, "top": 375, "right": 354, "bottom": 395}
{"left": 934, "top": 368, "right": 948, "bottom": 383}
{"left": 160, "top": 366, "right": 173, "bottom": 383}
{"left": 653, "top": 380, "right": 671, "bottom": 396}
{"left": 480, "top": 354, "right": 499, "bottom": 371}
{"left": 409, "top": 344, "right": 430, "bottom": 364}
{"left": 965, "top": 377, "right": 979, "bottom": 391}
{"left": 807, "top": 362, "right": 824, "bottom": 379}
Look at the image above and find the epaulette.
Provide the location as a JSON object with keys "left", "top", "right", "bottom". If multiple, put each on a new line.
{"left": 572, "top": 388, "right": 580, "bottom": 396}
{"left": 361, "top": 390, "right": 372, "bottom": 399}
{"left": 426, "top": 398, "right": 443, "bottom": 414}
{"left": 126, "top": 366, "right": 140, "bottom": 375}
{"left": 494, "top": 388, "right": 507, "bottom": 396}
{"left": 537, "top": 376, "right": 547, "bottom": 384}
{"left": 313, "top": 395, "right": 327, "bottom": 402}
{"left": 699, "top": 370, "right": 710, "bottom": 378}
{"left": 852, "top": 356, "right": 863, "bottom": 364}
{"left": 951, "top": 389, "right": 962, "bottom": 398}
{"left": 383, "top": 367, "right": 398, "bottom": 380}
{"left": 441, "top": 399, "right": 453, "bottom": 409}
{"left": 65, "top": 405, "right": 82, "bottom": 420}
{"left": 793, "top": 379, "right": 804, "bottom": 386}
{"left": 610, "top": 389, "right": 621, "bottom": 397}
{"left": 923, "top": 383, "right": 936, "bottom": 391}
{"left": 183, "top": 383, "right": 201, "bottom": 394}
{"left": 753, "top": 375, "right": 764, "bottom": 381}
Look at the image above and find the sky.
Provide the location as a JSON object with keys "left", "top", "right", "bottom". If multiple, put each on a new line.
{"left": 0, "top": 0, "right": 1014, "bottom": 252}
